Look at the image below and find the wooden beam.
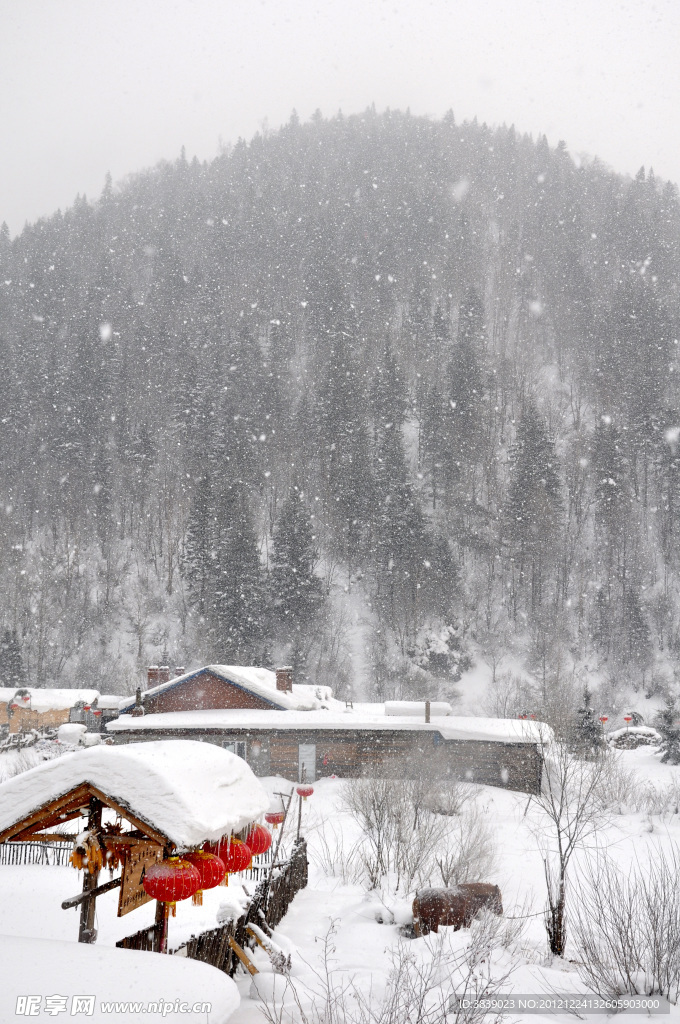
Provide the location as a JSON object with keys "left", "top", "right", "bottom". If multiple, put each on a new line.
{"left": 0, "top": 782, "right": 170, "bottom": 849}
{"left": 87, "top": 785, "right": 170, "bottom": 848}
{"left": 62, "top": 876, "right": 121, "bottom": 910}
{"left": 228, "top": 936, "right": 258, "bottom": 975}
{"left": 0, "top": 784, "right": 92, "bottom": 843}
{"left": 12, "top": 833, "right": 77, "bottom": 843}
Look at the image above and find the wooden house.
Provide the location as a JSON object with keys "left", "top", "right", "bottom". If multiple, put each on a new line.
{"left": 110, "top": 665, "right": 545, "bottom": 794}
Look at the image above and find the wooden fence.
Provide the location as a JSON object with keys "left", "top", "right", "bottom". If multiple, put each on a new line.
{"left": 0, "top": 841, "right": 72, "bottom": 867}
{"left": 116, "top": 838, "right": 308, "bottom": 971}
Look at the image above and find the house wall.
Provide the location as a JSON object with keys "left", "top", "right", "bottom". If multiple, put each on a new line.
{"left": 111, "top": 726, "right": 542, "bottom": 794}
{"left": 8, "top": 707, "right": 71, "bottom": 734}
{"left": 141, "top": 671, "right": 277, "bottom": 715}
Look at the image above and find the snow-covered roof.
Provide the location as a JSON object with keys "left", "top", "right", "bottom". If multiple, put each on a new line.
{"left": 385, "top": 700, "right": 453, "bottom": 717}
{"left": 118, "top": 665, "right": 323, "bottom": 712}
{"left": 96, "top": 694, "right": 125, "bottom": 710}
{"left": 0, "top": 934, "right": 240, "bottom": 1023}
{"left": 1, "top": 688, "right": 100, "bottom": 711}
{"left": 108, "top": 706, "right": 549, "bottom": 745}
{"left": 0, "top": 740, "right": 269, "bottom": 849}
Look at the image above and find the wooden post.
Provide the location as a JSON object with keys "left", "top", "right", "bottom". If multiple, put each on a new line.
{"left": 425, "top": 700, "right": 431, "bottom": 724}
{"left": 155, "top": 899, "right": 169, "bottom": 954}
{"left": 78, "top": 797, "right": 102, "bottom": 944}
{"left": 296, "top": 792, "right": 302, "bottom": 841}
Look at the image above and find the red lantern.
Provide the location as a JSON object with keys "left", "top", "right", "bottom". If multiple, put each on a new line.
{"left": 296, "top": 785, "right": 314, "bottom": 801}
{"left": 265, "top": 810, "right": 285, "bottom": 830}
{"left": 142, "top": 857, "right": 201, "bottom": 916}
{"left": 182, "top": 850, "right": 225, "bottom": 905}
{"left": 83, "top": 705, "right": 91, "bottom": 712}
{"left": 599, "top": 716, "right": 608, "bottom": 724}
{"left": 93, "top": 709, "right": 102, "bottom": 717}
{"left": 624, "top": 715, "right": 632, "bottom": 723}
{"left": 246, "top": 823, "right": 272, "bottom": 856}
{"left": 204, "top": 837, "right": 252, "bottom": 885}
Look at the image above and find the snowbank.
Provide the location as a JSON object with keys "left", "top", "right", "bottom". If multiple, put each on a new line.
{"left": 0, "top": 740, "right": 269, "bottom": 849}
{"left": 0, "top": 934, "right": 239, "bottom": 1022}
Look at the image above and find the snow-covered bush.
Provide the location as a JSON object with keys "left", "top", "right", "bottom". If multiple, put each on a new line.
{"left": 572, "top": 850, "right": 680, "bottom": 1004}
{"left": 340, "top": 778, "right": 496, "bottom": 894}
{"left": 606, "top": 725, "right": 660, "bottom": 750}
{"left": 257, "top": 919, "right": 517, "bottom": 1024}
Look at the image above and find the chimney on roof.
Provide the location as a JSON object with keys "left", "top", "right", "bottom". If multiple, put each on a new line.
{"left": 276, "top": 666, "right": 293, "bottom": 692}
{"left": 147, "top": 666, "right": 160, "bottom": 688}
{"left": 158, "top": 665, "right": 170, "bottom": 684}
{"left": 130, "top": 687, "right": 145, "bottom": 718}
{"left": 174, "top": 666, "right": 185, "bottom": 677}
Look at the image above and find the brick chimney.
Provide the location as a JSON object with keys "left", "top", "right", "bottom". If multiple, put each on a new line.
{"left": 147, "top": 666, "right": 160, "bottom": 688}
{"left": 158, "top": 665, "right": 171, "bottom": 684}
{"left": 275, "top": 666, "right": 293, "bottom": 693}
{"left": 174, "top": 666, "right": 185, "bottom": 677}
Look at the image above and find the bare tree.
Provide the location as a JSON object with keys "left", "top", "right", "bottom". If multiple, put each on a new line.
{"left": 527, "top": 727, "right": 611, "bottom": 957}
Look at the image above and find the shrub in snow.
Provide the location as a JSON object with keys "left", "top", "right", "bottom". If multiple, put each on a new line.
{"left": 654, "top": 697, "right": 680, "bottom": 764}
{"left": 255, "top": 919, "right": 517, "bottom": 1024}
{"left": 341, "top": 776, "right": 496, "bottom": 894}
{"left": 607, "top": 725, "right": 660, "bottom": 749}
{"left": 572, "top": 849, "right": 680, "bottom": 1004}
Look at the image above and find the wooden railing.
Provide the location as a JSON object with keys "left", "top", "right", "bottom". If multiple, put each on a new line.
{"left": 116, "top": 838, "right": 308, "bottom": 968}
{"left": 0, "top": 841, "right": 72, "bottom": 867}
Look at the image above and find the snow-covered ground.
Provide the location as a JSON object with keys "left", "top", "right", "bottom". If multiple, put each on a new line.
{"left": 1, "top": 750, "right": 679, "bottom": 1020}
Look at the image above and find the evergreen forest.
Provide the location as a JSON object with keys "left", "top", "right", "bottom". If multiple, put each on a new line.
{"left": 0, "top": 107, "right": 679, "bottom": 712}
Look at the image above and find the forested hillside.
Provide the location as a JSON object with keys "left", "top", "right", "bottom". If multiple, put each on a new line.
{"left": 1, "top": 107, "right": 679, "bottom": 708}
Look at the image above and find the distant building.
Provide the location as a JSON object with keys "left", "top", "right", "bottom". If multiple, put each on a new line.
{"left": 110, "top": 665, "right": 545, "bottom": 794}
{"left": 0, "top": 688, "right": 122, "bottom": 735}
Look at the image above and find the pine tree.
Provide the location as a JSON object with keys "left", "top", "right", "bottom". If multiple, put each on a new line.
{"left": 186, "top": 476, "right": 267, "bottom": 662}
{"left": 209, "top": 484, "right": 266, "bottom": 664}
{"left": 573, "top": 685, "right": 603, "bottom": 758}
{"left": 0, "top": 629, "right": 26, "bottom": 688}
{"left": 505, "top": 406, "right": 562, "bottom": 611}
{"left": 270, "top": 487, "right": 323, "bottom": 674}
{"left": 655, "top": 697, "right": 680, "bottom": 765}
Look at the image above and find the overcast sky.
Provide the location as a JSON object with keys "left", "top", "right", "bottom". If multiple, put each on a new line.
{"left": 2, "top": 0, "right": 679, "bottom": 236}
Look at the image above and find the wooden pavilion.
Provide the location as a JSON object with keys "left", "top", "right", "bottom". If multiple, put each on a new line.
{"left": 0, "top": 740, "right": 269, "bottom": 951}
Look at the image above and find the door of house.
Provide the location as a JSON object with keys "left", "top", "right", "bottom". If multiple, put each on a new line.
{"left": 298, "top": 743, "right": 316, "bottom": 783}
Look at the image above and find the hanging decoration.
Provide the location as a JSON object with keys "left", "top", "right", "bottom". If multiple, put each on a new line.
{"left": 182, "top": 850, "right": 226, "bottom": 905}
{"left": 265, "top": 810, "right": 285, "bottom": 830}
{"left": 101, "top": 822, "right": 127, "bottom": 874}
{"left": 142, "top": 857, "right": 201, "bottom": 916}
{"left": 204, "top": 836, "right": 252, "bottom": 884}
{"left": 70, "top": 832, "right": 105, "bottom": 874}
{"left": 296, "top": 785, "right": 314, "bottom": 801}
{"left": 246, "top": 823, "right": 272, "bottom": 857}
{"left": 221, "top": 838, "right": 252, "bottom": 882}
